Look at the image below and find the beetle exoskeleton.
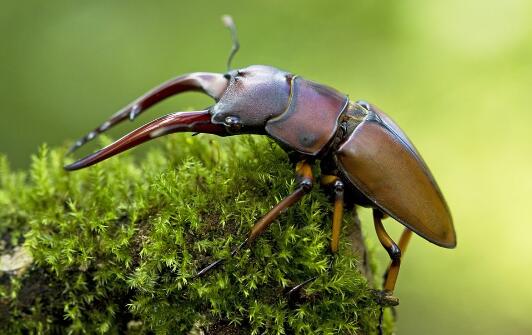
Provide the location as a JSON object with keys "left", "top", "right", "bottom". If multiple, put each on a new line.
{"left": 64, "top": 19, "right": 455, "bottom": 328}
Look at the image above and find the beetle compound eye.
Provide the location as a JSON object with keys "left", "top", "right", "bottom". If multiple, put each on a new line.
{"left": 224, "top": 116, "right": 242, "bottom": 132}
{"left": 232, "top": 70, "right": 245, "bottom": 82}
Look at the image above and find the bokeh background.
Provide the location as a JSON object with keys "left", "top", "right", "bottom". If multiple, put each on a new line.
{"left": 1, "top": 0, "right": 531, "bottom": 334}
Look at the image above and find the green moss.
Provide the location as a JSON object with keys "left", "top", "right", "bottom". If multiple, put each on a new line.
{"left": 0, "top": 135, "right": 393, "bottom": 334}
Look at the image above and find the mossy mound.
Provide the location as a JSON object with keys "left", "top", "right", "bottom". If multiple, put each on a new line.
{"left": 0, "top": 135, "right": 392, "bottom": 334}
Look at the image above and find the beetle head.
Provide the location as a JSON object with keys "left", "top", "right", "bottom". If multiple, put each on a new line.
{"left": 210, "top": 65, "right": 291, "bottom": 133}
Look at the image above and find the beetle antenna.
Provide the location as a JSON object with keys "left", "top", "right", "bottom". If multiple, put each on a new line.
{"left": 221, "top": 15, "right": 240, "bottom": 71}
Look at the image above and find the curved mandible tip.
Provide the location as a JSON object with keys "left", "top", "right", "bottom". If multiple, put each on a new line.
{"left": 67, "top": 72, "right": 228, "bottom": 154}
{"left": 64, "top": 110, "right": 227, "bottom": 171}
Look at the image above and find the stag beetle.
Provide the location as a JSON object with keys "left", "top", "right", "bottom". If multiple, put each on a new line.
{"left": 65, "top": 16, "right": 456, "bottom": 316}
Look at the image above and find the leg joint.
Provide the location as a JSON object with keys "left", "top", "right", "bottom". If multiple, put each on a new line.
{"left": 299, "top": 178, "right": 313, "bottom": 192}
{"left": 388, "top": 244, "right": 401, "bottom": 261}
{"left": 334, "top": 179, "right": 344, "bottom": 192}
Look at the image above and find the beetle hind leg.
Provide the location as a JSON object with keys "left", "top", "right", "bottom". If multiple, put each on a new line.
{"left": 382, "top": 227, "right": 412, "bottom": 290}
{"left": 374, "top": 212, "right": 414, "bottom": 298}
{"left": 195, "top": 161, "right": 314, "bottom": 277}
{"left": 373, "top": 209, "right": 415, "bottom": 335}
{"left": 373, "top": 209, "right": 402, "bottom": 303}
{"left": 373, "top": 209, "right": 399, "bottom": 335}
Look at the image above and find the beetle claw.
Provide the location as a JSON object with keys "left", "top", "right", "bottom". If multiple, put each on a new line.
{"left": 286, "top": 276, "right": 318, "bottom": 298}
{"left": 195, "top": 259, "right": 225, "bottom": 278}
{"left": 371, "top": 289, "right": 399, "bottom": 307}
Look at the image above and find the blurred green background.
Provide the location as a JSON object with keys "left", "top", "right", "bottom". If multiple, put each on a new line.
{"left": 1, "top": 0, "right": 531, "bottom": 334}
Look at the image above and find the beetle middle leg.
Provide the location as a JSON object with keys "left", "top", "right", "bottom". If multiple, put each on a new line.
{"left": 287, "top": 175, "right": 344, "bottom": 297}
{"left": 328, "top": 177, "right": 345, "bottom": 255}
{"left": 195, "top": 161, "right": 314, "bottom": 277}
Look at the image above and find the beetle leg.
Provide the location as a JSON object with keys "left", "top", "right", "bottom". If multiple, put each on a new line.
{"left": 373, "top": 209, "right": 402, "bottom": 293}
{"left": 397, "top": 227, "right": 413, "bottom": 253}
{"left": 382, "top": 228, "right": 412, "bottom": 287}
{"left": 374, "top": 209, "right": 406, "bottom": 335}
{"left": 196, "top": 161, "right": 314, "bottom": 277}
{"left": 377, "top": 228, "right": 413, "bottom": 335}
{"left": 286, "top": 175, "right": 344, "bottom": 298}
{"left": 317, "top": 175, "right": 346, "bottom": 255}
{"left": 329, "top": 179, "right": 344, "bottom": 274}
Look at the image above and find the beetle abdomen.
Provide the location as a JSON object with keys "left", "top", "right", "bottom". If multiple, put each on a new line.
{"left": 335, "top": 104, "right": 456, "bottom": 248}
{"left": 265, "top": 77, "right": 348, "bottom": 156}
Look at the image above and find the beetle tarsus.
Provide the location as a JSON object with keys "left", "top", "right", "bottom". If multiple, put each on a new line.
{"left": 195, "top": 238, "right": 249, "bottom": 277}
{"left": 231, "top": 238, "right": 249, "bottom": 256}
{"left": 371, "top": 289, "right": 399, "bottom": 307}
{"left": 287, "top": 276, "right": 318, "bottom": 297}
{"left": 372, "top": 289, "right": 399, "bottom": 335}
{"left": 285, "top": 255, "right": 338, "bottom": 299}
{"left": 196, "top": 259, "right": 225, "bottom": 278}
{"left": 378, "top": 306, "right": 385, "bottom": 335}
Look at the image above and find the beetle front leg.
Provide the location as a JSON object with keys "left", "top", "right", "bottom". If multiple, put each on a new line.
{"left": 195, "top": 161, "right": 314, "bottom": 277}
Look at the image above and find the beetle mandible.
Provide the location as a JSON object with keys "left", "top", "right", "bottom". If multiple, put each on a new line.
{"left": 64, "top": 16, "right": 456, "bottom": 310}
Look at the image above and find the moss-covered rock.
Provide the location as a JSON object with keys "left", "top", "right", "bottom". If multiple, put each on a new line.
{"left": 0, "top": 135, "right": 393, "bottom": 334}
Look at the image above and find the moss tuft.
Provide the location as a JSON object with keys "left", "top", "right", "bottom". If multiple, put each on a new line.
{"left": 0, "top": 135, "right": 393, "bottom": 334}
